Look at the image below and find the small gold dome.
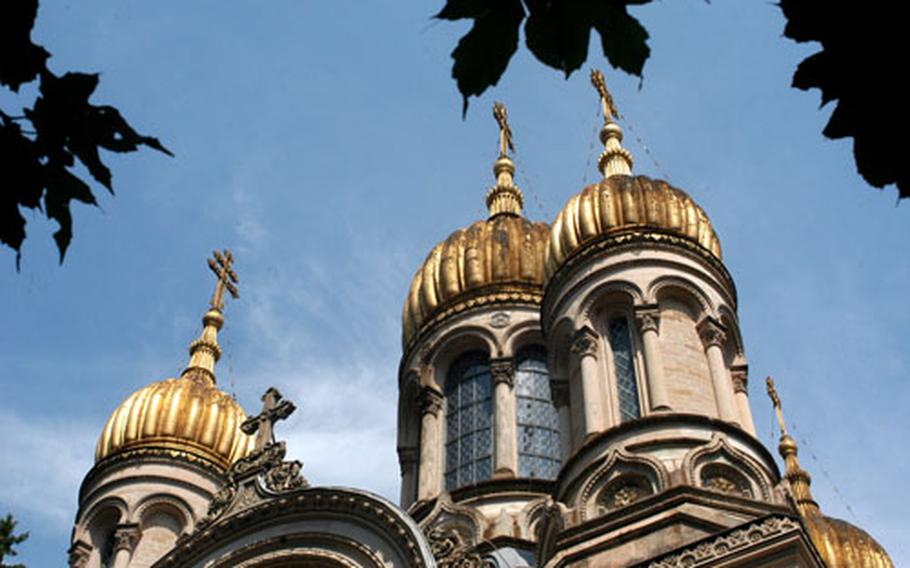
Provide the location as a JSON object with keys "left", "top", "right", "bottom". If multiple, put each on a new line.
{"left": 95, "top": 375, "right": 253, "bottom": 471}
{"left": 545, "top": 175, "right": 722, "bottom": 283}
{"left": 403, "top": 214, "right": 549, "bottom": 349}
{"left": 804, "top": 514, "right": 894, "bottom": 568}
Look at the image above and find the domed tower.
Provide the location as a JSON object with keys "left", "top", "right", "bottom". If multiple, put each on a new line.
{"left": 69, "top": 251, "right": 253, "bottom": 568}
{"left": 536, "top": 71, "right": 788, "bottom": 565}
{"left": 399, "top": 104, "right": 557, "bottom": 561}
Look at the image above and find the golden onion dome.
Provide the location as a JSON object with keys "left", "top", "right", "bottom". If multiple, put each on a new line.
{"left": 545, "top": 174, "right": 722, "bottom": 283}
{"left": 403, "top": 214, "right": 549, "bottom": 348}
{"left": 403, "top": 102, "right": 549, "bottom": 350}
{"left": 95, "top": 375, "right": 253, "bottom": 470}
{"left": 803, "top": 514, "right": 894, "bottom": 568}
{"left": 95, "top": 251, "right": 253, "bottom": 472}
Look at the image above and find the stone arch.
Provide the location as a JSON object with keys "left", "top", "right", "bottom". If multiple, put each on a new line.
{"left": 502, "top": 319, "right": 545, "bottom": 359}
{"left": 132, "top": 496, "right": 191, "bottom": 567}
{"left": 397, "top": 373, "right": 421, "bottom": 508}
{"left": 718, "top": 305, "right": 745, "bottom": 361}
{"left": 545, "top": 316, "right": 575, "bottom": 383}
{"left": 681, "top": 434, "right": 773, "bottom": 501}
{"left": 418, "top": 493, "right": 487, "bottom": 548}
{"left": 425, "top": 326, "right": 497, "bottom": 391}
{"left": 579, "top": 280, "right": 644, "bottom": 329}
{"left": 210, "top": 534, "right": 388, "bottom": 568}
{"left": 574, "top": 448, "right": 670, "bottom": 521}
{"left": 80, "top": 498, "right": 127, "bottom": 568}
{"left": 517, "top": 496, "right": 552, "bottom": 541}
{"left": 648, "top": 275, "right": 715, "bottom": 319}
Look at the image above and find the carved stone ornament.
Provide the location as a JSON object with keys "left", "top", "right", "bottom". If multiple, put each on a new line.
{"left": 697, "top": 318, "right": 727, "bottom": 349}
{"left": 647, "top": 515, "right": 801, "bottom": 567}
{"left": 635, "top": 306, "right": 661, "bottom": 334}
{"left": 702, "top": 466, "right": 753, "bottom": 499}
{"left": 596, "top": 476, "right": 653, "bottom": 515}
{"left": 420, "top": 387, "right": 444, "bottom": 416}
{"left": 427, "top": 527, "right": 486, "bottom": 568}
{"left": 68, "top": 540, "right": 92, "bottom": 568}
{"left": 731, "top": 365, "right": 749, "bottom": 394}
{"left": 490, "top": 358, "right": 514, "bottom": 387}
{"left": 112, "top": 523, "right": 141, "bottom": 553}
{"left": 490, "top": 311, "right": 511, "bottom": 329}
{"left": 570, "top": 327, "right": 599, "bottom": 359}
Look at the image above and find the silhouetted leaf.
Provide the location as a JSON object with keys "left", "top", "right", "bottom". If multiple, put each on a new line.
{"left": 0, "top": 0, "right": 50, "bottom": 91}
{"left": 524, "top": 0, "right": 595, "bottom": 78}
{"left": 592, "top": 3, "right": 650, "bottom": 77}
{"left": 44, "top": 162, "right": 96, "bottom": 263}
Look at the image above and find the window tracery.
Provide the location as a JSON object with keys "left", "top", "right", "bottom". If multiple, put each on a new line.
{"left": 445, "top": 352, "right": 493, "bottom": 489}
{"left": 515, "top": 346, "right": 560, "bottom": 480}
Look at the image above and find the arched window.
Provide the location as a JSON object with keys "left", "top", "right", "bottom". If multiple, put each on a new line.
{"left": 515, "top": 346, "right": 561, "bottom": 480}
{"left": 445, "top": 351, "right": 493, "bottom": 489}
{"left": 608, "top": 317, "right": 641, "bottom": 421}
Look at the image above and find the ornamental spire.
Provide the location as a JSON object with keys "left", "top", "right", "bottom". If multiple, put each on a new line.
{"left": 182, "top": 250, "right": 239, "bottom": 383}
{"left": 486, "top": 101, "right": 524, "bottom": 218}
{"left": 590, "top": 69, "right": 633, "bottom": 178}
{"left": 766, "top": 376, "right": 820, "bottom": 517}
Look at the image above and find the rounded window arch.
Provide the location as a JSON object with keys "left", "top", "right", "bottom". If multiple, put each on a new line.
{"left": 445, "top": 351, "right": 493, "bottom": 489}
{"left": 515, "top": 345, "right": 561, "bottom": 480}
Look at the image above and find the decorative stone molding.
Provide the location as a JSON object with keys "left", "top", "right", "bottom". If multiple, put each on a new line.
{"left": 597, "top": 475, "right": 654, "bottom": 515}
{"left": 570, "top": 326, "right": 599, "bottom": 359}
{"left": 647, "top": 515, "right": 802, "bottom": 567}
{"left": 697, "top": 317, "right": 727, "bottom": 350}
{"left": 490, "top": 311, "right": 511, "bottom": 329}
{"left": 731, "top": 364, "right": 749, "bottom": 394}
{"left": 701, "top": 464, "right": 753, "bottom": 498}
{"left": 575, "top": 449, "right": 670, "bottom": 521}
{"left": 490, "top": 358, "right": 514, "bottom": 387}
{"left": 68, "top": 540, "right": 92, "bottom": 568}
{"left": 550, "top": 381, "right": 570, "bottom": 408}
{"left": 634, "top": 305, "right": 661, "bottom": 334}
{"left": 427, "top": 527, "right": 485, "bottom": 568}
{"left": 417, "top": 493, "right": 486, "bottom": 547}
{"left": 112, "top": 523, "right": 141, "bottom": 553}
{"left": 681, "top": 434, "right": 772, "bottom": 501}
{"left": 420, "top": 387, "right": 444, "bottom": 417}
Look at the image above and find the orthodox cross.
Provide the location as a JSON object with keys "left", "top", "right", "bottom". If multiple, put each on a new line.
{"left": 493, "top": 101, "right": 515, "bottom": 156}
{"left": 765, "top": 376, "right": 789, "bottom": 436}
{"left": 241, "top": 387, "right": 296, "bottom": 451}
{"left": 207, "top": 249, "right": 239, "bottom": 311}
{"left": 590, "top": 69, "right": 619, "bottom": 120}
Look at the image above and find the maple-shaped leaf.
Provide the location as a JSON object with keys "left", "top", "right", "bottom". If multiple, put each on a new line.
{"left": 0, "top": 0, "right": 50, "bottom": 91}
{"left": 0, "top": 117, "right": 44, "bottom": 260}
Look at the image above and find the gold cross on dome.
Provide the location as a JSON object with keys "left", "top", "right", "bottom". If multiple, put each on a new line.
{"left": 590, "top": 69, "right": 619, "bottom": 120}
{"left": 207, "top": 249, "right": 239, "bottom": 311}
{"left": 493, "top": 101, "right": 515, "bottom": 156}
{"left": 241, "top": 387, "right": 296, "bottom": 451}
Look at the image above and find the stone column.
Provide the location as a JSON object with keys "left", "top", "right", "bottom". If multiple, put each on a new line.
{"left": 111, "top": 524, "right": 141, "bottom": 568}
{"left": 731, "top": 364, "right": 756, "bottom": 435}
{"left": 417, "top": 387, "right": 444, "bottom": 500}
{"left": 634, "top": 305, "right": 671, "bottom": 413}
{"left": 550, "top": 380, "right": 572, "bottom": 461}
{"left": 398, "top": 446, "right": 418, "bottom": 507}
{"left": 697, "top": 318, "right": 738, "bottom": 424}
{"left": 491, "top": 358, "right": 517, "bottom": 477}
{"left": 571, "top": 327, "right": 608, "bottom": 437}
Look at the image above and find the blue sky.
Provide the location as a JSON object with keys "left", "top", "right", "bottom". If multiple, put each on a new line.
{"left": 1, "top": 1, "right": 907, "bottom": 566}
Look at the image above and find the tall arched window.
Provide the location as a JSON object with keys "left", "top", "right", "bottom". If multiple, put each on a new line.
{"left": 608, "top": 317, "right": 641, "bottom": 421}
{"left": 515, "top": 346, "right": 561, "bottom": 479}
{"left": 445, "top": 351, "right": 493, "bottom": 490}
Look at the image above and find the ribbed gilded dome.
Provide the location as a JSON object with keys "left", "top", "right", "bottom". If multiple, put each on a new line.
{"left": 803, "top": 514, "right": 893, "bottom": 568}
{"left": 95, "top": 375, "right": 253, "bottom": 471}
{"left": 403, "top": 214, "right": 549, "bottom": 349}
{"left": 545, "top": 175, "right": 722, "bottom": 282}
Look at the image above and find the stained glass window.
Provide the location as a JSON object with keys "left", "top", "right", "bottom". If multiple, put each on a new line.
{"left": 515, "top": 346, "right": 561, "bottom": 480}
{"left": 609, "top": 317, "right": 641, "bottom": 421}
{"left": 445, "top": 351, "right": 493, "bottom": 490}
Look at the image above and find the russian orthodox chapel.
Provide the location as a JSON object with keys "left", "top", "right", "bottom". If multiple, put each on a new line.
{"left": 68, "top": 72, "right": 893, "bottom": 568}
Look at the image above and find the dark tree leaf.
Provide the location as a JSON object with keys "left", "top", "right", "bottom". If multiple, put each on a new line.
{"left": 592, "top": 2, "right": 650, "bottom": 77}
{"left": 435, "top": 0, "right": 489, "bottom": 20}
{"left": 441, "top": 0, "right": 525, "bottom": 116}
{"left": 0, "top": 117, "right": 44, "bottom": 259}
{"left": 0, "top": 0, "right": 50, "bottom": 91}
{"left": 44, "top": 163, "right": 97, "bottom": 263}
{"left": 524, "top": 0, "right": 595, "bottom": 78}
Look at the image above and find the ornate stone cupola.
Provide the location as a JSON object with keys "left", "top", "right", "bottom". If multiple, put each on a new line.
{"left": 70, "top": 251, "right": 253, "bottom": 568}
{"left": 398, "top": 103, "right": 558, "bottom": 561}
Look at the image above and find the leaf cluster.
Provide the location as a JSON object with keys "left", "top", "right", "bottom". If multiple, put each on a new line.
{"left": 782, "top": 0, "right": 908, "bottom": 198}
{"left": 436, "top": 0, "right": 651, "bottom": 114}
{"left": 0, "top": 513, "right": 28, "bottom": 568}
{"left": 1, "top": 0, "right": 171, "bottom": 268}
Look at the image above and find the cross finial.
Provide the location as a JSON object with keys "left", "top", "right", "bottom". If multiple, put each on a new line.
{"left": 241, "top": 387, "right": 296, "bottom": 452}
{"left": 590, "top": 69, "right": 619, "bottom": 121}
{"left": 208, "top": 249, "right": 239, "bottom": 311}
{"left": 493, "top": 101, "right": 514, "bottom": 156}
{"left": 765, "top": 376, "right": 788, "bottom": 437}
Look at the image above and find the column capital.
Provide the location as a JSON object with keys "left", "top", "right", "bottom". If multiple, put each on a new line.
{"left": 697, "top": 317, "right": 727, "bottom": 350}
{"left": 634, "top": 304, "right": 661, "bottom": 333}
{"left": 731, "top": 364, "right": 749, "bottom": 394}
{"left": 490, "top": 358, "right": 515, "bottom": 388}
{"left": 68, "top": 540, "right": 92, "bottom": 568}
{"left": 112, "top": 523, "right": 141, "bottom": 554}
{"left": 419, "top": 387, "right": 444, "bottom": 416}
{"left": 550, "top": 381, "right": 570, "bottom": 408}
{"left": 570, "top": 326, "right": 600, "bottom": 359}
